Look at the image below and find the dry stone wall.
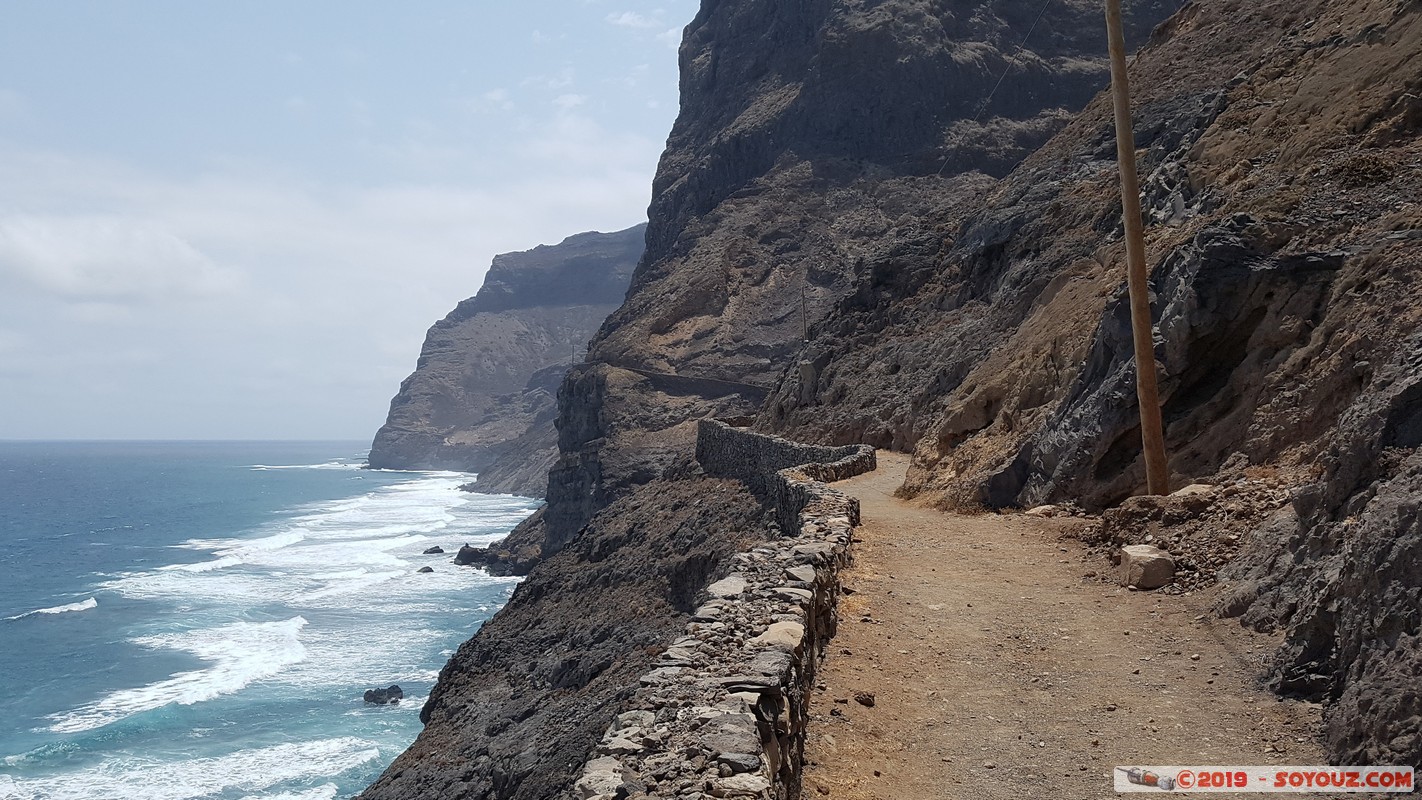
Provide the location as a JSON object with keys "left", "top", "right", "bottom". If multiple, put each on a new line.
{"left": 571, "top": 421, "right": 875, "bottom": 800}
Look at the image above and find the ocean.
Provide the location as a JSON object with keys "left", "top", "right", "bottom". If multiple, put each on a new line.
{"left": 0, "top": 441, "right": 539, "bottom": 800}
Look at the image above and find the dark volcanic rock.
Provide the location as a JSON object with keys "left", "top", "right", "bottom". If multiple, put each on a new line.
{"left": 363, "top": 685, "right": 403, "bottom": 705}
{"left": 1219, "top": 333, "right": 1422, "bottom": 767}
{"left": 417, "top": 566, "right": 434, "bottom": 574}
{"left": 358, "top": 479, "right": 769, "bottom": 800}
{"left": 422, "top": 546, "right": 444, "bottom": 555}
{"left": 452, "top": 538, "right": 541, "bottom": 577}
{"left": 535, "top": 0, "right": 1177, "bottom": 558}
{"left": 367, "top": 225, "right": 644, "bottom": 496}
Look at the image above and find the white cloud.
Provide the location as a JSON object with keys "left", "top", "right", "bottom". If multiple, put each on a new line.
{"left": 658, "top": 27, "right": 682, "bottom": 49}
{"left": 606, "top": 11, "right": 659, "bottom": 29}
{"left": 553, "top": 93, "right": 587, "bottom": 110}
{"left": 0, "top": 125, "right": 658, "bottom": 436}
{"left": 0, "top": 214, "right": 242, "bottom": 301}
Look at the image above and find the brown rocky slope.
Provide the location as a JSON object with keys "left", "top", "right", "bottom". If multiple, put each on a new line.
{"left": 367, "top": 225, "right": 643, "bottom": 496}
{"left": 762, "top": 0, "right": 1422, "bottom": 769}
{"left": 523, "top": 0, "right": 1178, "bottom": 571}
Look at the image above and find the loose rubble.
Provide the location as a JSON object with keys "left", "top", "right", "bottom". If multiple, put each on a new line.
{"left": 1079, "top": 472, "right": 1297, "bottom": 593}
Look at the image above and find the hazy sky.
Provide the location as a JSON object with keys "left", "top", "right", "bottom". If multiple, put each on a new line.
{"left": 0, "top": 1, "right": 695, "bottom": 440}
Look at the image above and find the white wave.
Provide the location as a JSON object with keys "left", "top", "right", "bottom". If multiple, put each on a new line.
{"left": 46, "top": 617, "right": 308, "bottom": 734}
{"left": 294, "top": 568, "right": 405, "bottom": 604}
{"left": 248, "top": 461, "right": 364, "bottom": 471}
{"left": 1, "top": 738, "right": 377, "bottom": 800}
{"left": 3, "top": 597, "right": 97, "bottom": 621}
{"left": 160, "top": 555, "right": 244, "bottom": 573}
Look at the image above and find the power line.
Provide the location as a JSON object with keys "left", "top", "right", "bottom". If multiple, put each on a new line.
{"left": 936, "top": 0, "right": 1056, "bottom": 176}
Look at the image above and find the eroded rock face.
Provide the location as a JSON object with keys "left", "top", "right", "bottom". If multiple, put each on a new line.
{"left": 537, "top": 0, "right": 1177, "bottom": 560}
{"left": 755, "top": 0, "right": 1421, "bottom": 767}
{"left": 1218, "top": 333, "right": 1422, "bottom": 767}
{"left": 362, "top": 3, "right": 1185, "bottom": 798}
{"left": 367, "top": 225, "right": 644, "bottom": 495}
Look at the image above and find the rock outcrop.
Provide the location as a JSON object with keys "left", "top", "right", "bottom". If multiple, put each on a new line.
{"left": 513, "top": 0, "right": 1177, "bottom": 570}
{"left": 368, "top": 225, "right": 644, "bottom": 496}
{"left": 364, "top": 685, "right": 404, "bottom": 705}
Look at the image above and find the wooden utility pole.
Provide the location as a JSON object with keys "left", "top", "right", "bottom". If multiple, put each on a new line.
{"left": 1105, "top": 0, "right": 1170, "bottom": 495}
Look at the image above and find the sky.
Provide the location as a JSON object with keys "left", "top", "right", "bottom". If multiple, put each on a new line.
{"left": 0, "top": 0, "right": 697, "bottom": 440}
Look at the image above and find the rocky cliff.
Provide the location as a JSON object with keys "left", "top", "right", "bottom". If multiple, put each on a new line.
{"left": 523, "top": 0, "right": 1178, "bottom": 562}
{"left": 361, "top": 2, "right": 1183, "bottom": 798}
{"left": 758, "top": 0, "right": 1422, "bottom": 769}
{"left": 367, "top": 225, "right": 644, "bottom": 495}
{"left": 362, "top": 0, "right": 1421, "bottom": 796}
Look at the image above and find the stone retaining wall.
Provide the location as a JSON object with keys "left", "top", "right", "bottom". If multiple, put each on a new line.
{"left": 697, "top": 419, "right": 875, "bottom": 534}
{"left": 570, "top": 421, "right": 876, "bottom": 799}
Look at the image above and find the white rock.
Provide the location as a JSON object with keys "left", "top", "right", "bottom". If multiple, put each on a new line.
{"left": 614, "top": 710, "right": 654, "bottom": 730}
{"left": 707, "top": 574, "right": 748, "bottom": 598}
{"left": 574, "top": 756, "right": 627, "bottom": 799}
{"left": 712, "top": 773, "right": 771, "bottom": 797}
{"left": 1119, "top": 544, "right": 1176, "bottom": 590}
{"left": 752, "top": 620, "right": 805, "bottom": 652}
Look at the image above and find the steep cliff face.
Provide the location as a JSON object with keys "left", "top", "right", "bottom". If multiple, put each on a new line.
{"left": 759, "top": 0, "right": 1422, "bottom": 767}
{"left": 529, "top": 0, "right": 1178, "bottom": 552}
{"left": 360, "top": 3, "right": 1185, "bottom": 798}
{"left": 368, "top": 226, "right": 643, "bottom": 495}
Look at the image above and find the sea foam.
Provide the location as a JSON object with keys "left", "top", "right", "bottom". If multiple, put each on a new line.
{"left": 0, "top": 738, "right": 377, "bottom": 800}
{"left": 46, "top": 617, "right": 308, "bottom": 734}
{"left": 3, "top": 597, "right": 97, "bottom": 621}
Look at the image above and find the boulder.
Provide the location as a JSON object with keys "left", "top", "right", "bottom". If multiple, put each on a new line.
{"left": 453, "top": 544, "right": 482, "bottom": 565}
{"left": 422, "top": 546, "right": 445, "bottom": 555}
{"left": 717, "top": 752, "right": 761, "bottom": 774}
{"left": 1119, "top": 545, "right": 1176, "bottom": 590}
{"left": 417, "top": 566, "right": 434, "bottom": 574}
{"left": 574, "top": 756, "right": 628, "bottom": 799}
{"left": 752, "top": 620, "right": 805, "bottom": 652}
{"left": 706, "top": 573, "right": 747, "bottom": 598}
{"left": 363, "top": 685, "right": 404, "bottom": 705}
{"left": 712, "top": 773, "right": 770, "bottom": 797}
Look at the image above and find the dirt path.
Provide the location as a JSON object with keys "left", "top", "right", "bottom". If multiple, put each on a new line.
{"left": 803, "top": 453, "right": 1332, "bottom": 800}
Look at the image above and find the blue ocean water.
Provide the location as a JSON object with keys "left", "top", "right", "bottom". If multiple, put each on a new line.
{"left": 0, "top": 441, "right": 538, "bottom": 800}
